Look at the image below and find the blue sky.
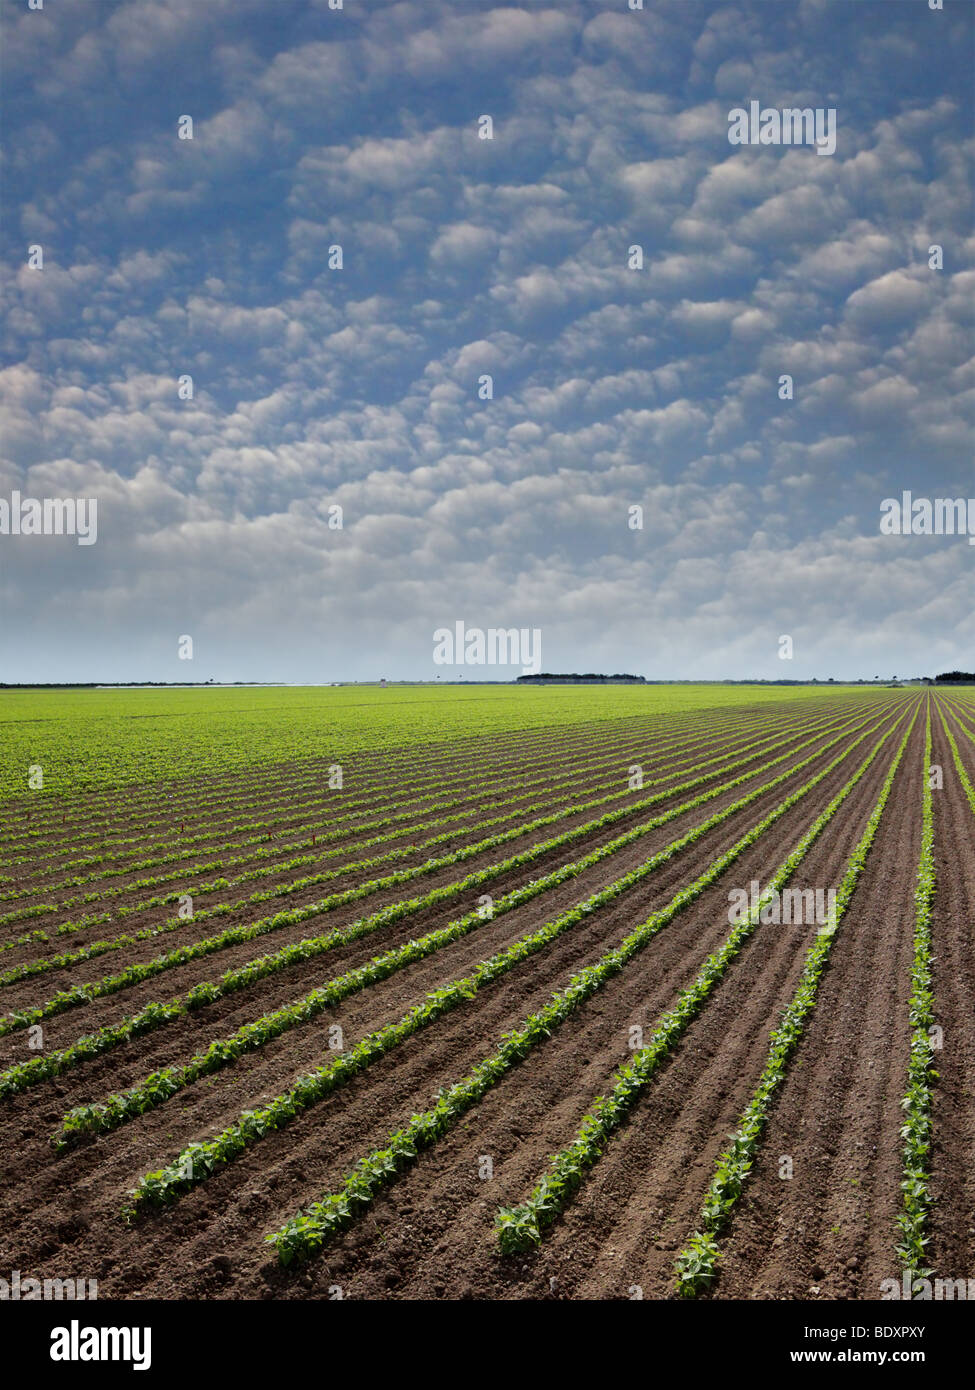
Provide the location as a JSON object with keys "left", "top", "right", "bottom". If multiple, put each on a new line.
{"left": 1, "top": 0, "right": 972, "bottom": 682}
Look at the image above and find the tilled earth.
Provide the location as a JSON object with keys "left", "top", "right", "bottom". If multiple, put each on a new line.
{"left": 0, "top": 690, "right": 971, "bottom": 1300}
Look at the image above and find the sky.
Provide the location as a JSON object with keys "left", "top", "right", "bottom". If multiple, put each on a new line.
{"left": 1, "top": 0, "right": 972, "bottom": 684}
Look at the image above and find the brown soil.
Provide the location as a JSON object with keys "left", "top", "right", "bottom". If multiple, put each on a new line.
{"left": 0, "top": 704, "right": 881, "bottom": 1060}
{"left": 1, "top": 694, "right": 963, "bottom": 1304}
{"left": 0, "top": 710, "right": 797, "bottom": 930}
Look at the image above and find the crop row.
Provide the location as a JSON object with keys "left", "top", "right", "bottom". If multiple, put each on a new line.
{"left": 2, "top": 716, "right": 682, "bottom": 879}
{"left": 4, "top": 707, "right": 729, "bottom": 880}
{"left": 942, "top": 694, "right": 975, "bottom": 737}
{"left": 942, "top": 697, "right": 975, "bottom": 750}
{"left": 2, "top": 706, "right": 653, "bottom": 840}
{"left": 0, "top": 703, "right": 877, "bottom": 1029}
{"left": 3, "top": 705, "right": 811, "bottom": 910}
{"left": 672, "top": 706, "right": 917, "bottom": 1296}
{"left": 1, "top": 706, "right": 804, "bottom": 924}
{"left": 2, "top": 699, "right": 893, "bottom": 878}
{"left": 0, "top": 749, "right": 666, "bottom": 934}
{"left": 258, "top": 705, "right": 916, "bottom": 1265}
{"left": 4, "top": 702, "right": 710, "bottom": 840}
{"left": 3, "top": 685, "right": 899, "bottom": 806}
{"left": 492, "top": 706, "right": 913, "bottom": 1255}
{"left": 4, "top": 705, "right": 770, "bottom": 864}
{"left": 0, "top": 702, "right": 891, "bottom": 1099}
{"left": 62, "top": 705, "right": 896, "bottom": 1148}
{"left": 937, "top": 704, "right": 975, "bottom": 817}
{"left": 894, "top": 709, "right": 938, "bottom": 1278}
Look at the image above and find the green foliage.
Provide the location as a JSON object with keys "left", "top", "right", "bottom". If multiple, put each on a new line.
{"left": 0, "top": 683, "right": 865, "bottom": 803}
{"left": 109, "top": 708, "right": 876, "bottom": 1181}
{"left": 2, "top": 703, "right": 873, "bottom": 1088}
{"left": 259, "top": 706, "right": 910, "bottom": 1266}
{"left": 493, "top": 702, "right": 916, "bottom": 1257}
{"left": 895, "top": 709, "right": 939, "bottom": 1274}
{"left": 671, "top": 703, "right": 920, "bottom": 1296}
{"left": 0, "top": 711, "right": 813, "bottom": 984}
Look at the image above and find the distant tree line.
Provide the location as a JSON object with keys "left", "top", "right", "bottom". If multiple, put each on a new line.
{"left": 516, "top": 673, "right": 646, "bottom": 684}
{"left": 934, "top": 670, "right": 975, "bottom": 683}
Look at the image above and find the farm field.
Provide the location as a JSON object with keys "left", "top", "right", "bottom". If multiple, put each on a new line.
{"left": 0, "top": 683, "right": 972, "bottom": 1301}
{"left": 0, "top": 681, "right": 872, "bottom": 802}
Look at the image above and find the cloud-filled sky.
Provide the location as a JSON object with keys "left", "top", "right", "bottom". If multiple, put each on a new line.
{"left": 1, "top": 0, "right": 972, "bottom": 683}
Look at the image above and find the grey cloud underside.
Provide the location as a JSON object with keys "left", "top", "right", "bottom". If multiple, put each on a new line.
{"left": 1, "top": 0, "right": 972, "bottom": 682}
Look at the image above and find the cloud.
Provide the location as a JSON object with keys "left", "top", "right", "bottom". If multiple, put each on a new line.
{"left": 0, "top": 0, "right": 971, "bottom": 682}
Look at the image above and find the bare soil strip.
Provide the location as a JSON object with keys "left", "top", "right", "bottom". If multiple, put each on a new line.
{"left": 923, "top": 708, "right": 975, "bottom": 1280}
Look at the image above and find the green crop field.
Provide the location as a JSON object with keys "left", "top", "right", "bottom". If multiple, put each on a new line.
{"left": 0, "top": 683, "right": 879, "bottom": 804}
{"left": 2, "top": 683, "right": 971, "bottom": 1309}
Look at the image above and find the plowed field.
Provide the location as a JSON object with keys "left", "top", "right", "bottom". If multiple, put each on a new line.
{"left": 1, "top": 686, "right": 971, "bottom": 1300}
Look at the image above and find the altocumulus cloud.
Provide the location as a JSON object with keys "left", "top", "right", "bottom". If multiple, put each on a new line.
{"left": 0, "top": 0, "right": 972, "bottom": 682}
